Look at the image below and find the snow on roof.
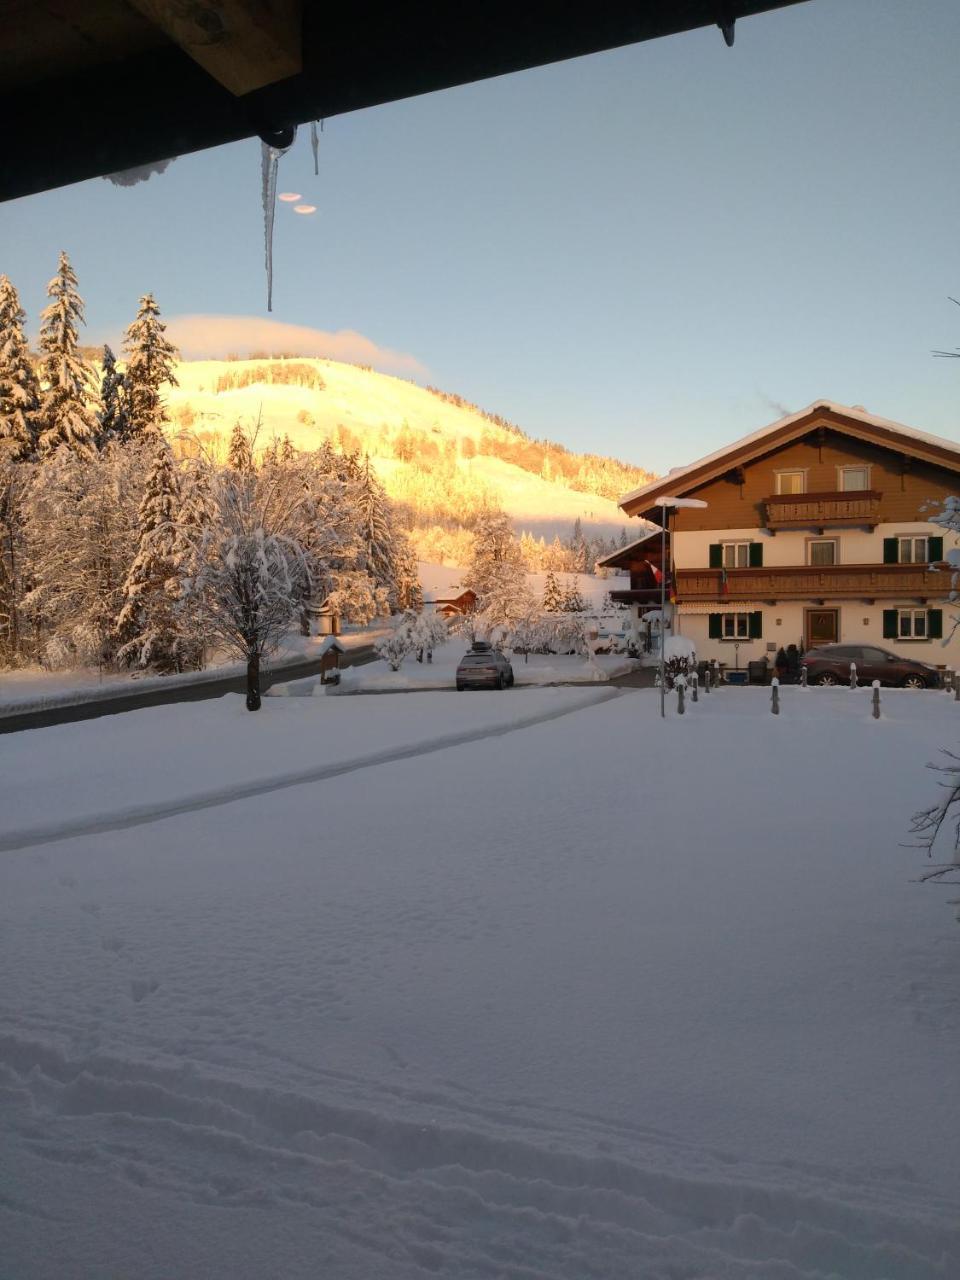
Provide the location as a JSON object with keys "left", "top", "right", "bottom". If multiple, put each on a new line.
{"left": 619, "top": 401, "right": 960, "bottom": 507}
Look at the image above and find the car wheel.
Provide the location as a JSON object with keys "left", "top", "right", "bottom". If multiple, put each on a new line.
{"left": 456, "top": 681, "right": 465, "bottom": 691}
{"left": 901, "top": 674, "right": 927, "bottom": 690}
{"left": 496, "top": 673, "right": 505, "bottom": 690}
{"left": 815, "top": 671, "right": 839, "bottom": 686}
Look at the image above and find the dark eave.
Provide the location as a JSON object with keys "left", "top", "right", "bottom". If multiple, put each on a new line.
{"left": 2, "top": 1, "right": 809, "bottom": 203}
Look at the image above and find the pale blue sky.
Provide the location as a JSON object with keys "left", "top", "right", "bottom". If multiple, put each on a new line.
{"left": 2, "top": 0, "right": 958, "bottom": 473}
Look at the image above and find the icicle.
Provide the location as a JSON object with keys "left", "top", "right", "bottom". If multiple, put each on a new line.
{"left": 259, "top": 128, "right": 295, "bottom": 312}
{"left": 310, "top": 121, "right": 320, "bottom": 176}
{"left": 260, "top": 141, "right": 281, "bottom": 312}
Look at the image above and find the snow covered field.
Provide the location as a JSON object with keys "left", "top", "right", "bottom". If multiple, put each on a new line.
{"left": 2, "top": 685, "right": 959, "bottom": 1278}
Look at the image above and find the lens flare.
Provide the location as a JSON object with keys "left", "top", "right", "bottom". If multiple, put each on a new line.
{"left": 278, "top": 192, "right": 302, "bottom": 202}
{"left": 293, "top": 204, "right": 317, "bottom": 214}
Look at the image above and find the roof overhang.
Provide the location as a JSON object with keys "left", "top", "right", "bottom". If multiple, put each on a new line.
{"left": 2, "top": 1, "right": 810, "bottom": 203}
{"left": 620, "top": 401, "right": 960, "bottom": 520}
{"left": 596, "top": 528, "right": 666, "bottom": 569}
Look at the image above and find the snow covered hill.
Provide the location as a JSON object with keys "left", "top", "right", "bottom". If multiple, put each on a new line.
{"left": 164, "top": 359, "right": 646, "bottom": 545}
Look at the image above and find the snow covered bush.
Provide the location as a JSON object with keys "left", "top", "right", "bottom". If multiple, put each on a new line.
{"left": 376, "top": 627, "right": 414, "bottom": 672}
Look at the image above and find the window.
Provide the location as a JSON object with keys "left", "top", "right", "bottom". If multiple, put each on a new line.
{"left": 776, "top": 470, "right": 806, "bottom": 495}
{"left": 722, "top": 613, "right": 750, "bottom": 639}
{"left": 897, "top": 536, "right": 928, "bottom": 564}
{"left": 883, "top": 608, "right": 942, "bottom": 641}
{"left": 808, "top": 539, "right": 837, "bottom": 566}
{"left": 883, "top": 534, "right": 942, "bottom": 565}
{"left": 839, "top": 465, "right": 870, "bottom": 492}
{"left": 722, "top": 541, "right": 751, "bottom": 569}
{"left": 898, "top": 609, "right": 927, "bottom": 640}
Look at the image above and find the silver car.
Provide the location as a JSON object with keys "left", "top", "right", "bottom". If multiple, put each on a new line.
{"left": 456, "top": 642, "right": 514, "bottom": 691}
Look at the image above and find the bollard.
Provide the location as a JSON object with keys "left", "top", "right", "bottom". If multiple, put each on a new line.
{"left": 771, "top": 677, "right": 780, "bottom": 715}
{"left": 945, "top": 668, "right": 953, "bottom": 692}
{"left": 704, "top": 667, "right": 711, "bottom": 694}
{"left": 691, "top": 672, "right": 699, "bottom": 703}
{"left": 677, "top": 680, "right": 685, "bottom": 715}
{"left": 872, "top": 679, "right": 881, "bottom": 719}
{"left": 955, "top": 679, "right": 960, "bottom": 703}
{"left": 849, "top": 662, "right": 858, "bottom": 689}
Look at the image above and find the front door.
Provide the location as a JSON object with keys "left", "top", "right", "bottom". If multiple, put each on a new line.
{"left": 806, "top": 608, "right": 838, "bottom": 649}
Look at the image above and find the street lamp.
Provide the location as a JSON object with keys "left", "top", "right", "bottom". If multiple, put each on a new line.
{"left": 657, "top": 496, "right": 709, "bottom": 718}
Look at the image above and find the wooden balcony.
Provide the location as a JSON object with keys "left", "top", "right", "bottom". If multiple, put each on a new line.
{"left": 609, "top": 587, "right": 665, "bottom": 606}
{"left": 676, "top": 563, "right": 945, "bottom": 602}
{"left": 763, "top": 490, "right": 881, "bottom": 530}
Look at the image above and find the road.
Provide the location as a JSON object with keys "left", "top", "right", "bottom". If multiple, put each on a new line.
{"left": 0, "top": 646, "right": 377, "bottom": 736}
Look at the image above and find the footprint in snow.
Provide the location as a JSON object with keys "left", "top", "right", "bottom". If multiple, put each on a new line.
{"left": 130, "top": 978, "right": 160, "bottom": 1004}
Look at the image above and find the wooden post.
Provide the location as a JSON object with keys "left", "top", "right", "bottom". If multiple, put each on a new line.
{"left": 771, "top": 676, "right": 780, "bottom": 715}
{"left": 800, "top": 665, "right": 808, "bottom": 688}
{"left": 872, "top": 680, "right": 881, "bottom": 719}
{"left": 954, "top": 679, "right": 959, "bottom": 703}
{"left": 704, "top": 667, "right": 711, "bottom": 693}
{"left": 677, "top": 681, "right": 685, "bottom": 715}
{"left": 849, "top": 662, "right": 858, "bottom": 689}
{"left": 691, "top": 671, "right": 698, "bottom": 702}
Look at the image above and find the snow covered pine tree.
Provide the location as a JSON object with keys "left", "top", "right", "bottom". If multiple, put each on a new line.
{"left": 36, "top": 252, "right": 98, "bottom": 460}
{"left": 96, "top": 345, "right": 129, "bottom": 445}
{"left": 115, "top": 441, "right": 186, "bottom": 671}
{"left": 0, "top": 275, "right": 40, "bottom": 462}
{"left": 122, "top": 294, "right": 179, "bottom": 440}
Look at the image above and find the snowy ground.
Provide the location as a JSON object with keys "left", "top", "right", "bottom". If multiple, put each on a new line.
{"left": 0, "top": 627, "right": 386, "bottom": 717}
{"left": 2, "top": 685, "right": 959, "bottom": 1278}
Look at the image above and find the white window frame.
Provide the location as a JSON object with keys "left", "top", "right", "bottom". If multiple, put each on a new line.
{"left": 721, "top": 612, "right": 751, "bottom": 640}
{"left": 775, "top": 469, "right": 807, "bottom": 495}
{"left": 897, "top": 535, "right": 928, "bottom": 565}
{"left": 897, "top": 608, "right": 928, "bottom": 640}
{"left": 721, "top": 540, "right": 751, "bottom": 569}
{"left": 807, "top": 538, "right": 838, "bottom": 566}
{"left": 837, "top": 464, "right": 872, "bottom": 492}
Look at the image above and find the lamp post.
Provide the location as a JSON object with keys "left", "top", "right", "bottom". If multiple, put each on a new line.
{"left": 657, "top": 496, "right": 709, "bottom": 718}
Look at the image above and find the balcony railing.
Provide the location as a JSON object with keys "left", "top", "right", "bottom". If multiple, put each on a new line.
{"left": 676, "top": 562, "right": 944, "bottom": 602}
{"left": 763, "top": 490, "right": 881, "bottom": 530}
{"left": 608, "top": 587, "right": 666, "bottom": 606}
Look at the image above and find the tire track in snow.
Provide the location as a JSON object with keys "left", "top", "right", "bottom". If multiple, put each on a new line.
{"left": 0, "top": 688, "right": 621, "bottom": 854}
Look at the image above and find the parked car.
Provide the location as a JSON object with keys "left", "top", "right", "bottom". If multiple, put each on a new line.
{"left": 456, "top": 641, "right": 514, "bottom": 691}
{"left": 802, "top": 643, "right": 940, "bottom": 688}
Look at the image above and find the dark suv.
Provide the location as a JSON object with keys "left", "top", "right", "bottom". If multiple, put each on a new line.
{"left": 802, "top": 643, "right": 940, "bottom": 688}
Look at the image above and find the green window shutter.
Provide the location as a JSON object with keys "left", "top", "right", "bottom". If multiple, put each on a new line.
{"left": 708, "top": 613, "right": 722, "bottom": 640}
{"left": 928, "top": 536, "right": 943, "bottom": 562}
{"left": 748, "top": 542, "right": 763, "bottom": 568}
{"left": 882, "top": 609, "right": 897, "bottom": 639}
{"left": 882, "top": 537, "right": 898, "bottom": 564}
{"left": 928, "top": 609, "right": 943, "bottom": 640}
{"left": 749, "top": 611, "right": 763, "bottom": 640}
{"left": 708, "top": 544, "right": 722, "bottom": 569}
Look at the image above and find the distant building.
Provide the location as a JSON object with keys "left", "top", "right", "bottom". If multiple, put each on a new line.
{"left": 429, "top": 589, "right": 477, "bottom": 618}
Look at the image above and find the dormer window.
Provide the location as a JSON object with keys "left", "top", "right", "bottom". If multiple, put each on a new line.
{"left": 838, "top": 465, "right": 870, "bottom": 492}
{"left": 775, "top": 469, "right": 806, "bottom": 495}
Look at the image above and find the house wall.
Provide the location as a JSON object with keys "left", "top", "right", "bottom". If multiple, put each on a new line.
{"left": 676, "top": 522, "right": 948, "bottom": 569}
{"left": 669, "top": 432, "right": 960, "bottom": 533}
{"left": 677, "top": 603, "right": 955, "bottom": 669}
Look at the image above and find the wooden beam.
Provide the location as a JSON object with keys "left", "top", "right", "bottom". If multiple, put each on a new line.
{"left": 128, "top": 0, "right": 301, "bottom": 96}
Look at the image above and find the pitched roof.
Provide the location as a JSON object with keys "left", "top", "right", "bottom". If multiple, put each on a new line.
{"left": 619, "top": 401, "right": 960, "bottom": 517}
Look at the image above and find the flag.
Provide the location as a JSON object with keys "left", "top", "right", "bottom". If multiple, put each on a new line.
{"left": 650, "top": 563, "right": 663, "bottom": 584}
{"left": 720, "top": 566, "right": 729, "bottom": 596}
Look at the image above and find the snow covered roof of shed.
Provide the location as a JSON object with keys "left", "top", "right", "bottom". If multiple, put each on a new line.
{"left": 619, "top": 401, "right": 960, "bottom": 518}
